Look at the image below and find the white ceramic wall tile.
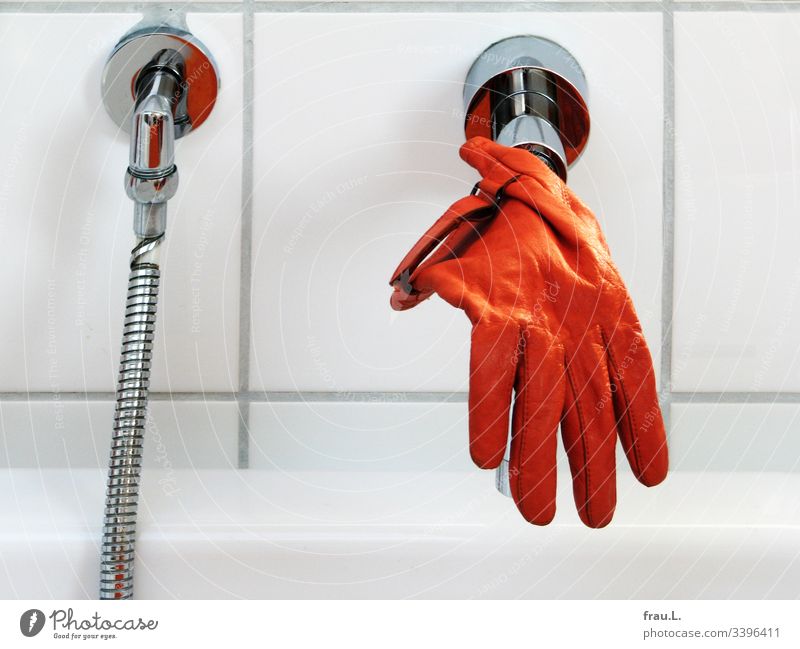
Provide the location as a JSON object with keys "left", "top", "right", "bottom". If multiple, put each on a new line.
{"left": 250, "top": 12, "right": 663, "bottom": 392}
{"left": 249, "top": 401, "right": 474, "bottom": 472}
{"left": 0, "top": 400, "right": 238, "bottom": 468}
{"left": 673, "top": 14, "right": 800, "bottom": 392}
{"left": 0, "top": 13, "right": 242, "bottom": 392}
{"left": 670, "top": 403, "right": 800, "bottom": 472}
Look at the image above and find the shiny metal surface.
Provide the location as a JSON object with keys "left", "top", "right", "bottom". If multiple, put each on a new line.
{"left": 101, "top": 25, "right": 219, "bottom": 137}
{"left": 125, "top": 49, "right": 182, "bottom": 237}
{"left": 463, "top": 35, "right": 590, "bottom": 180}
{"left": 495, "top": 458, "right": 513, "bottom": 499}
{"left": 100, "top": 236, "right": 162, "bottom": 600}
{"left": 495, "top": 115, "right": 567, "bottom": 180}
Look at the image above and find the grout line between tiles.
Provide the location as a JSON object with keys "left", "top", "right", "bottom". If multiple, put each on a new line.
{"left": 5, "top": 391, "right": 800, "bottom": 404}
{"left": 661, "top": 1, "right": 800, "bottom": 10}
{"left": 236, "top": 0, "right": 255, "bottom": 469}
{"left": 4, "top": 2, "right": 800, "bottom": 14}
{"left": 660, "top": 0, "right": 674, "bottom": 432}
{"left": 0, "top": 391, "right": 468, "bottom": 402}
{"left": 253, "top": 2, "right": 666, "bottom": 11}
{"left": 0, "top": 2, "right": 244, "bottom": 12}
{"left": 245, "top": 391, "right": 471, "bottom": 403}
{"left": 250, "top": 1, "right": 800, "bottom": 12}
{"left": 671, "top": 392, "right": 800, "bottom": 404}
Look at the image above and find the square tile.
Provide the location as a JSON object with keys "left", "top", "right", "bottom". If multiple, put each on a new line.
{"left": 0, "top": 13, "right": 242, "bottom": 392}
{"left": 250, "top": 12, "right": 663, "bottom": 391}
{"left": 670, "top": 402, "right": 800, "bottom": 472}
{"left": 673, "top": 13, "right": 800, "bottom": 391}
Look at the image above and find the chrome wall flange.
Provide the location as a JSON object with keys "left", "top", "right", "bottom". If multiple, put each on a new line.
{"left": 101, "top": 22, "right": 220, "bottom": 138}
{"left": 463, "top": 35, "right": 590, "bottom": 181}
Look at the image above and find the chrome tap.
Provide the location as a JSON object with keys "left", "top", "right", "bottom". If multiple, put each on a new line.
{"left": 464, "top": 35, "right": 590, "bottom": 182}
{"left": 126, "top": 49, "right": 182, "bottom": 238}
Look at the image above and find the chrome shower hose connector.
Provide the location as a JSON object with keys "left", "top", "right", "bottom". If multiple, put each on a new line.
{"left": 99, "top": 17, "right": 219, "bottom": 600}
{"left": 126, "top": 50, "right": 182, "bottom": 237}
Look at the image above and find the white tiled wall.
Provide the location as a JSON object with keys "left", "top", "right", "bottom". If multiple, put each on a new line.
{"left": 0, "top": 13, "right": 243, "bottom": 395}
{"left": 0, "top": 11, "right": 243, "bottom": 469}
{"left": 250, "top": 12, "right": 663, "bottom": 392}
{"left": 674, "top": 12, "right": 800, "bottom": 393}
{"left": 0, "top": 4, "right": 798, "bottom": 473}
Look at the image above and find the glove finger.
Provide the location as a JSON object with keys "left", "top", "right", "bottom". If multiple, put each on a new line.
{"left": 508, "top": 331, "right": 566, "bottom": 525}
{"left": 468, "top": 321, "right": 520, "bottom": 469}
{"left": 601, "top": 319, "right": 668, "bottom": 487}
{"left": 560, "top": 334, "right": 619, "bottom": 529}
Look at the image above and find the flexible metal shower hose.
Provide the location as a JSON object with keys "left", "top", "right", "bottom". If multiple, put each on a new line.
{"left": 100, "top": 234, "right": 163, "bottom": 600}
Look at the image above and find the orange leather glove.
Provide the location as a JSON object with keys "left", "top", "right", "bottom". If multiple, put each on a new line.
{"left": 389, "top": 137, "right": 668, "bottom": 528}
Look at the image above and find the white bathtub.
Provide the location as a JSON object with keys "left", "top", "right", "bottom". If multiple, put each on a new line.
{"left": 1, "top": 469, "right": 798, "bottom": 599}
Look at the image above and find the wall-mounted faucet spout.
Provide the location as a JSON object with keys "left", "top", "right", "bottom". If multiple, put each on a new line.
{"left": 127, "top": 49, "right": 183, "bottom": 238}
{"left": 99, "top": 20, "right": 219, "bottom": 600}
{"left": 464, "top": 35, "right": 590, "bottom": 182}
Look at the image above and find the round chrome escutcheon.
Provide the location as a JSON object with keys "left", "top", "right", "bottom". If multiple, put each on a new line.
{"left": 464, "top": 35, "right": 590, "bottom": 170}
{"left": 101, "top": 26, "right": 220, "bottom": 137}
